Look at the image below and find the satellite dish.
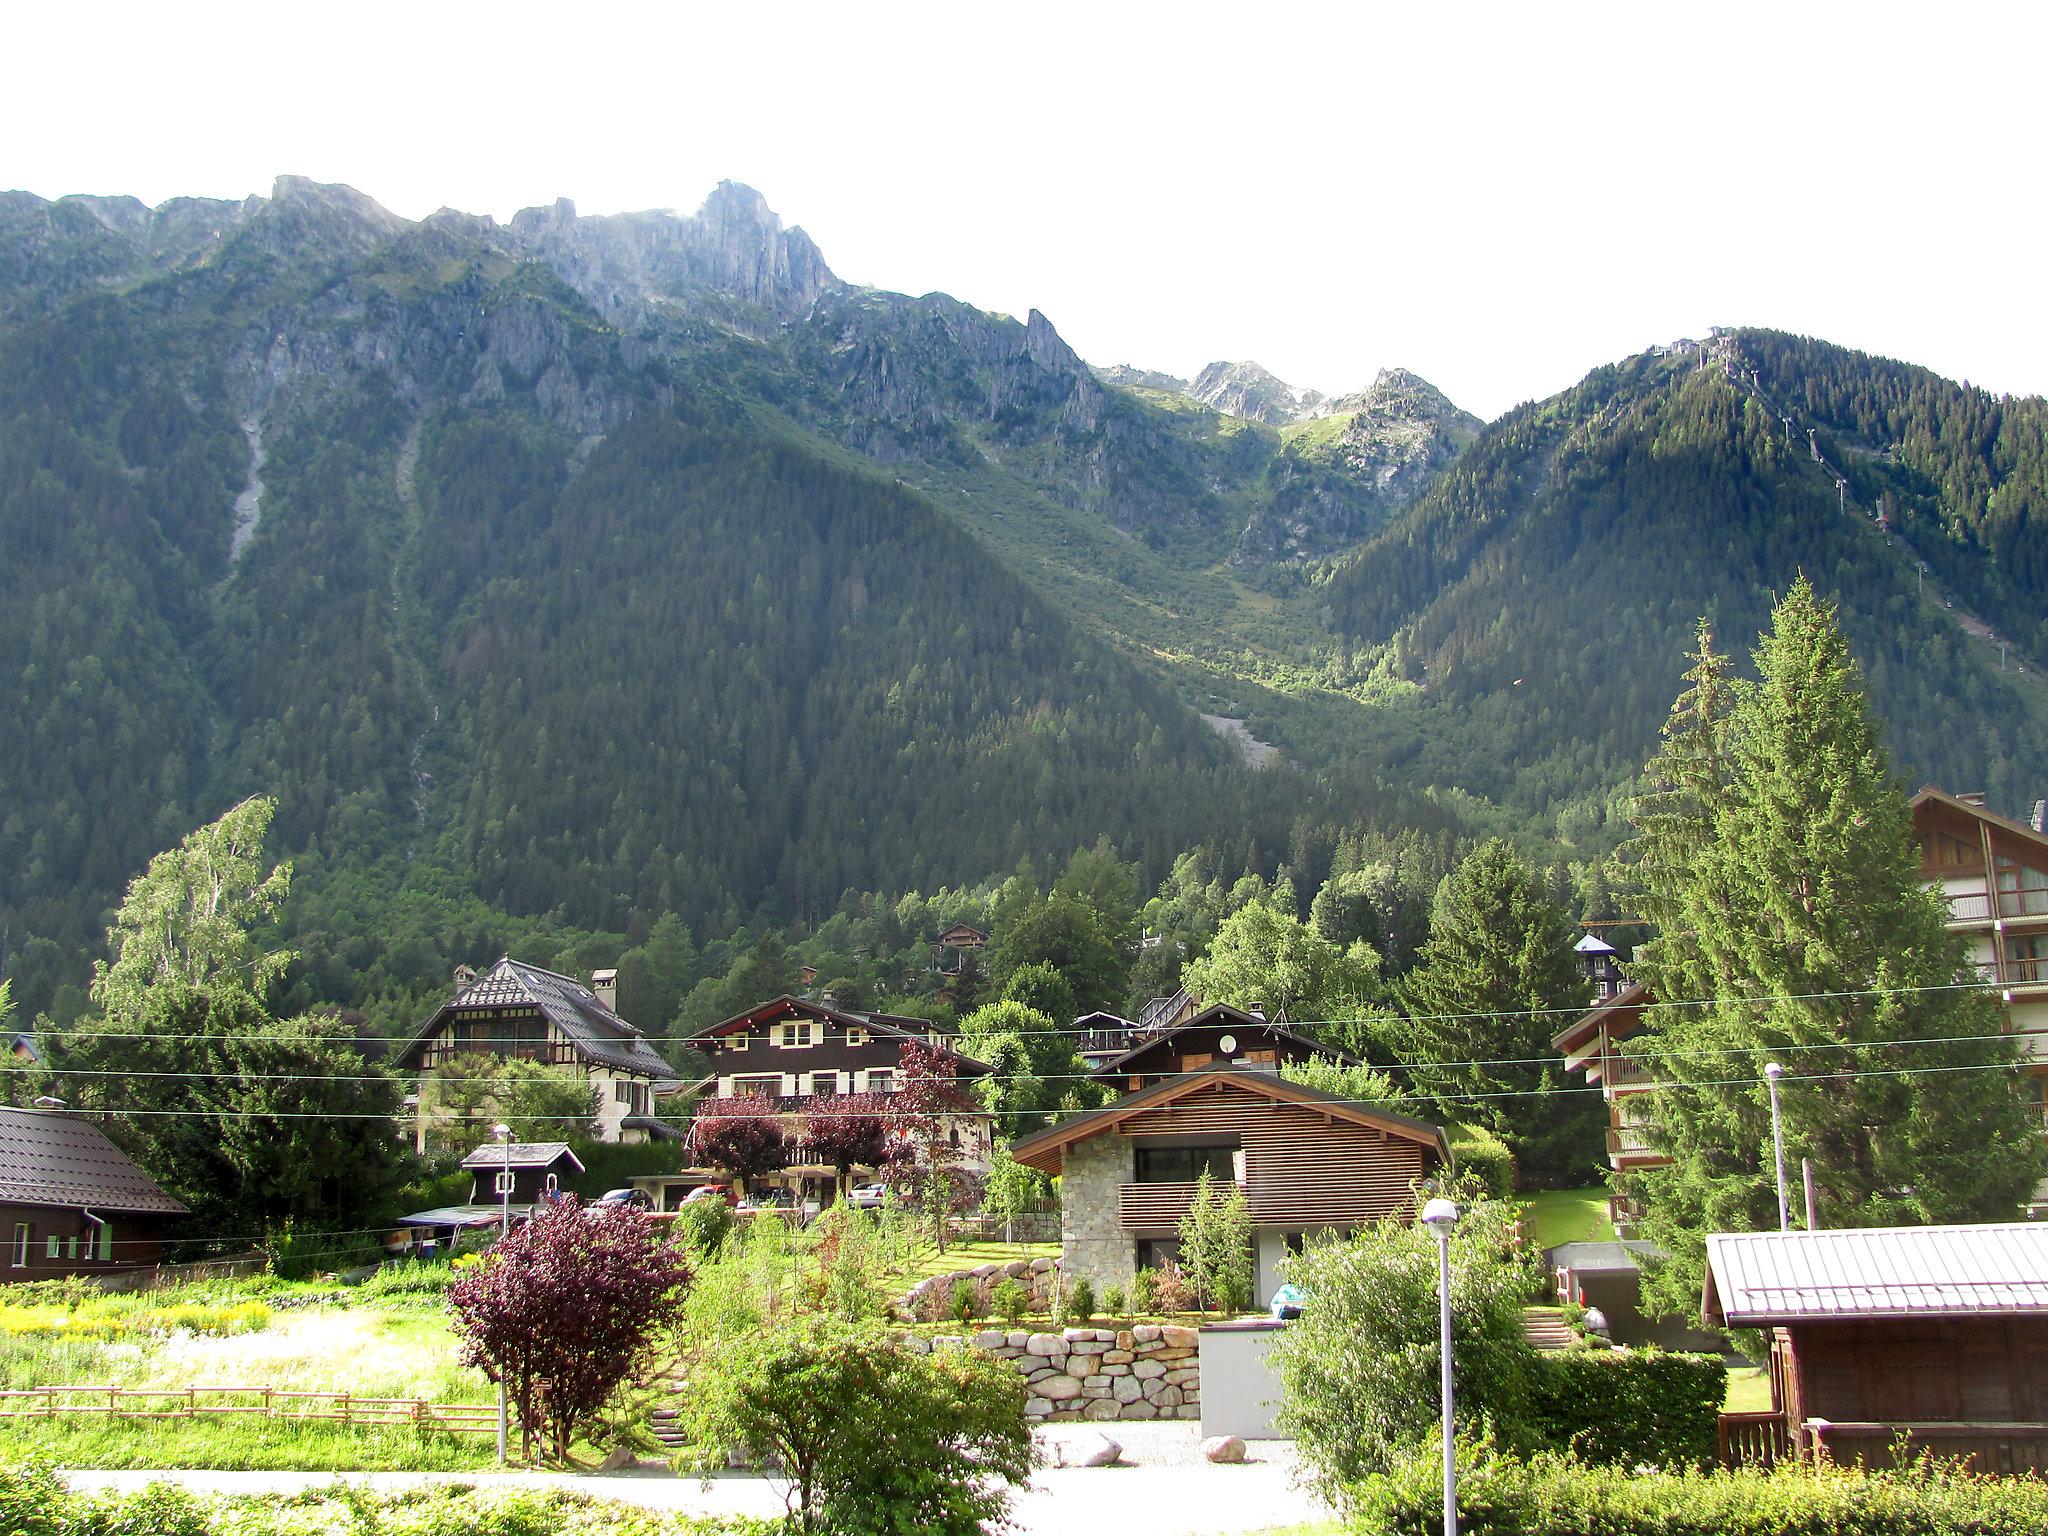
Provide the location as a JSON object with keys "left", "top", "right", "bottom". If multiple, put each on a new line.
{"left": 1218, "top": 1034, "right": 1238, "bottom": 1055}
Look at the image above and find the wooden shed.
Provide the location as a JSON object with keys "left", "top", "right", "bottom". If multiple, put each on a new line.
{"left": 1705, "top": 1223, "right": 2048, "bottom": 1473}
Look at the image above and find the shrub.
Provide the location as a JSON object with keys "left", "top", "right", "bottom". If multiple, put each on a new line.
{"left": 683, "top": 1320, "right": 1033, "bottom": 1536}
{"left": 1060, "top": 1276, "right": 1095, "bottom": 1325}
{"left": 1100, "top": 1282, "right": 1125, "bottom": 1318}
{"left": 671, "top": 1197, "right": 734, "bottom": 1257}
{"left": 1273, "top": 1184, "right": 1541, "bottom": 1498}
{"left": 950, "top": 1277, "right": 983, "bottom": 1324}
{"left": 1129, "top": 1266, "right": 1159, "bottom": 1313}
{"left": 991, "top": 1277, "right": 1028, "bottom": 1325}
{"left": 1527, "top": 1349, "right": 1725, "bottom": 1470}
{"left": 1178, "top": 1170, "right": 1253, "bottom": 1312}
{"left": 449, "top": 1198, "right": 691, "bottom": 1460}
{"left": 1354, "top": 1446, "right": 2048, "bottom": 1536}
{"left": 1449, "top": 1124, "right": 1517, "bottom": 1199}
{"left": 1151, "top": 1260, "right": 1190, "bottom": 1313}
{"left": 353, "top": 1259, "right": 458, "bottom": 1300}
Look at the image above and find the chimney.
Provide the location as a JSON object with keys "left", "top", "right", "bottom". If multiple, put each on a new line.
{"left": 452, "top": 964, "right": 477, "bottom": 991}
{"left": 2033, "top": 800, "right": 2046, "bottom": 835}
{"left": 590, "top": 968, "right": 618, "bottom": 1013}
{"left": 819, "top": 990, "right": 836, "bottom": 1009}
{"left": 1248, "top": 1000, "right": 1266, "bottom": 1021}
{"left": 1958, "top": 791, "right": 1988, "bottom": 807}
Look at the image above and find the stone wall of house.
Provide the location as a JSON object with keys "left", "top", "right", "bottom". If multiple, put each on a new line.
{"left": 904, "top": 1325, "right": 1201, "bottom": 1423}
{"left": 1060, "top": 1133, "right": 1133, "bottom": 1291}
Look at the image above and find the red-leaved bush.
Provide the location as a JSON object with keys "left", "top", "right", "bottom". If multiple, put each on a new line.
{"left": 798, "top": 1090, "right": 889, "bottom": 1188}
{"left": 688, "top": 1096, "right": 788, "bottom": 1187}
{"left": 448, "top": 1197, "right": 691, "bottom": 1459}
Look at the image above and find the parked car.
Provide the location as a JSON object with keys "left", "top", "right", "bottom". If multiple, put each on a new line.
{"left": 595, "top": 1187, "right": 653, "bottom": 1210}
{"left": 848, "top": 1182, "right": 889, "bottom": 1209}
{"left": 680, "top": 1182, "right": 734, "bottom": 1206}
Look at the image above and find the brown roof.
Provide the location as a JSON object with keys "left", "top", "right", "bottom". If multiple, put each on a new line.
{"left": 1010, "top": 1062, "right": 1448, "bottom": 1175}
{"left": 683, "top": 995, "right": 991, "bottom": 1074}
{"left": 1910, "top": 784, "right": 2048, "bottom": 857}
{"left": 1089, "top": 1003, "right": 1358, "bottom": 1081}
{"left": 1550, "top": 979, "right": 1652, "bottom": 1057}
{"left": 0, "top": 1107, "right": 187, "bottom": 1215}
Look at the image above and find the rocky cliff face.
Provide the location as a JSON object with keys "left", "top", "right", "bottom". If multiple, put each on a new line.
{"left": 1187, "top": 360, "right": 1332, "bottom": 425}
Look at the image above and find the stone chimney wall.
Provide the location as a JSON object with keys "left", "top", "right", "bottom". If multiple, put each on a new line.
{"left": 590, "top": 968, "right": 619, "bottom": 1013}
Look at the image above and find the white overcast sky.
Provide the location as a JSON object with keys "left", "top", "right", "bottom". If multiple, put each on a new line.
{"left": 8, "top": 1, "right": 2042, "bottom": 420}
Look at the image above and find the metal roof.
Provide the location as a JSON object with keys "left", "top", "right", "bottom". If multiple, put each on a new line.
{"left": 1573, "top": 933, "right": 1617, "bottom": 954}
{"left": 0, "top": 1107, "right": 188, "bottom": 1215}
{"left": 400, "top": 958, "right": 681, "bottom": 1080}
{"left": 1705, "top": 1223, "right": 2048, "bottom": 1326}
{"left": 457, "top": 1141, "right": 586, "bottom": 1171}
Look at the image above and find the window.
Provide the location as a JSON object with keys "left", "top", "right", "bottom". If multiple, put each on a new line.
{"left": 1135, "top": 1237, "right": 1182, "bottom": 1272}
{"left": 733, "top": 1075, "right": 781, "bottom": 1098}
{"left": 845, "top": 1027, "right": 870, "bottom": 1047}
{"left": 10, "top": 1223, "right": 26, "bottom": 1268}
{"left": 2028, "top": 1075, "right": 2048, "bottom": 1133}
{"left": 723, "top": 1033, "right": 749, "bottom": 1052}
{"left": 614, "top": 1081, "right": 631, "bottom": 1103}
{"left": 866, "top": 1070, "right": 896, "bottom": 1094}
{"left": 805, "top": 1072, "right": 837, "bottom": 1097}
{"left": 1133, "top": 1144, "right": 1238, "bottom": 1184}
{"left": 46, "top": 1235, "right": 60, "bottom": 1260}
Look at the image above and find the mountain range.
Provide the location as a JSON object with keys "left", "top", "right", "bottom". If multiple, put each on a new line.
{"left": 3, "top": 175, "right": 2045, "bottom": 1021}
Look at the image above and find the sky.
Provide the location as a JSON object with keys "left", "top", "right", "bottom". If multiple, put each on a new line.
{"left": 8, "top": 0, "right": 2044, "bottom": 420}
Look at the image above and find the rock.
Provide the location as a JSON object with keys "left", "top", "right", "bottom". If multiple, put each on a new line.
{"left": 1160, "top": 1325, "right": 1199, "bottom": 1349}
{"left": 598, "top": 1444, "right": 639, "bottom": 1471}
{"left": 1003, "top": 1260, "right": 1031, "bottom": 1278}
{"left": 1029, "top": 1256, "right": 1056, "bottom": 1273}
{"left": 1069, "top": 1340, "right": 1109, "bottom": 1355}
{"left": 1069, "top": 1355, "right": 1098, "bottom": 1378}
{"left": 1164, "top": 1367, "right": 1200, "bottom": 1385}
{"left": 901, "top": 1335, "right": 932, "bottom": 1354}
{"left": 1080, "top": 1377, "right": 1112, "bottom": 1396}
{"left": 1122, "top": 1400, "right": 1158, "bottom": 1420}
{"left": 1025, "top": 1397, "right": 1053, "bottom": 1417}
{"left": 1176, "top": 1403, "right": 1202, "bottom": 1419}
{"left": 1132, "top": 1324, "right": 1161, "bottom": 1343}
{"left": 1025, "top": 1333, "right": 1064, "bottom": 1356}
{"left": 1111, "top": 1373, "right": 1143, "bottom": 1403}
{"left": 1081, "top": 1397, "right": 1123, "bottom": 1422}
{"left": 1007, "top": 1330, "right": 1030, "bottom": 1347}
{"left": 1115, "top": 1330, "right": 1136, "bottom": 1349}
{"left": 971, "top": 1262, "right": 1000, "bottom": 1279}
{"left": 1131, "top": 1359, "right": 1167, "bottom": 1380}
{"left": 1149, "top": 1347, "right": 1194, "bottom": 1363}
{"left": 1102, "top": 1349, "right": 1134, "bottom": 1364}
{"left": 1062, "top": 1328, "right": 1095, "bottom": 1346}
{"left": 1036, "top": 1374, "right": 1084, "bottom": 1401}
{"left": 1202, "top": 1435, "right": 1247, "bottom": 1464}
{"left": 1069, "top": 1430, "right": 1123, "bottom": 1466}
{"left": 972, "top": 1330, "right": 1007, "bottom": 1350}
{"left": 1155, "top": 1385, "right": 1183, "bottom": 1409}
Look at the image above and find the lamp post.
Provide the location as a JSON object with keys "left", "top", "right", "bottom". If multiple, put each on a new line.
{"left": 1763, "top": 1064, "right": 1789, "bottom": 1232}
{"left": 1420, "top": 1197, "right": 1460, "bottom": 1536}
{"left": 493, "top": 1122, "right": 511, "bottom": 1464}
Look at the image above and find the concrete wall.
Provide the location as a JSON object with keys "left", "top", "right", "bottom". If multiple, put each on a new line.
{"left": 1197, "top": 1320, "right": 1286, "bottom": 1439}
{"left": 1060, "top": 1134, "right": 1134, "bottom": 1291}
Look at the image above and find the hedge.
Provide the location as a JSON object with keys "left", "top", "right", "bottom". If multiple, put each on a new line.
{"left": 1527, "top": 1348, "right": 1725, "bottom": 1469}
{"left": 1355, "top": 1449, "right": 2048, "bottom": 1536}
{"left": 0, "top": 1465, "right": 777, "bottom": 1536}
{"left": 1448, "top": 1126, "right": 1515, "bottom": 1199}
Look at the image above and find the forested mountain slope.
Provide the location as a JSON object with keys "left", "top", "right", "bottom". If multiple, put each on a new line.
{"left": 1323, "top": 335, "right": 2048, "bottom": 837}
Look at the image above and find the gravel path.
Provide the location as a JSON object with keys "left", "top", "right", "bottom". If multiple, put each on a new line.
{"left": 63, "top": 1427, "right": 1328, "bottom": 1535}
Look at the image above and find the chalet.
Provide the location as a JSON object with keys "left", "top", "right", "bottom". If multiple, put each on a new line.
{"left": 0, "top": 1106, "right": 187, "bottom": 1281}
{"left": 1707, "top": 1222, "right": 2048, "bottom": 1473}
{"left": 681, "top": 995, "right": 995, "bottom": 1199}
{"left": 390, "top": 1141, "right": 585, "bottom": 1255}
{"left": 1554, "top": 785, "right": 2048, "bottom": 1214}
{"left": 1012, "top": 1065, "right": 1447, "bottom": 1302}
{"left": 1575, "top": 932, "right": 1628, "bottom": 1002}
{"left": 1071, "top": 1010, "right": 1139, "bottom": 1071}
{"left": 1090, "top": 1003, "right": 1356, "bottom": 1094}
{"left": 931, "top": 923, "right": 988, "bottom": 978}
{"left": 395, "top": 959, "right": 683, "bottom": 1151}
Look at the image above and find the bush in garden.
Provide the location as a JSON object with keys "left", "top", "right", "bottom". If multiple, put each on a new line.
{"left": 991, "top": 1277, "right": 1028, "bottom": 1324}
{"left": 671, "top": 1196, "right": 734, "bottom": 1257}
{"left": 950, "top": 1277, "right": 982, "bottom": 1324}
{"left": 1448, "top": 1123, "right": 1517, "bottom": 1199}
{"left": 1060, "top": 1276, "right": 1095, "bottom": 1325}
{"left": 1129, "top": 1266, "right": 1159, "bottom": 1313}
{"left": 1178, "top": 1169, "right": 1254, "bottom": 1312}
{"left": 1150, "top": 1260, "right": 1190, "bottom": 1313}
{"left": 1273, "top": 1183, "right": 1540, "bottom": 1498}
{"left": 1353, "top": 1445, "right": 2048, "bottom": 1536}
{"left": 448, "top": 1197, "right": 692, "bottom": 1460}
{"left": 683, "top": 1320, "right": 1034, "bottom": 1536}
{"left": 1526, "top": 1349, "right": 1726, "bottom": 1470}
{"left": 1100, "top": 1282, "right": 1125, "bottom": 1319}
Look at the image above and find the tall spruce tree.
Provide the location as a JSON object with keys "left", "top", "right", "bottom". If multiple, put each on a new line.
{"left": 1397, "top": 839, "right": 1599, "bottom": 1184}
{"left": 1621, "top": 580, "right": 2045, "bottom": 1313}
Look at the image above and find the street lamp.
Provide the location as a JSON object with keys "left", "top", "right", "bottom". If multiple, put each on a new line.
{"left": 493, "top": 1122, "right": 511, "bottom": 1464}
{"left": 1763, "top": 1064, "right": 1789, "bottom": 1233}
{"left": 1420, "top": 1197, "right": 1460, "bottom": 1536}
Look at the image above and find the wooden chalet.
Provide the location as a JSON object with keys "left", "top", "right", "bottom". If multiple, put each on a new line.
{"left": 1071, "top": 1010, "right": 1139, "bottom": 1071}
{"left": 1090, "top": 1003, "right": 1356, "bottom": 1094}
{"left": 681, "top": 995, "right": 994, "bottom": 1198}
{"left": 390, "top": 1141, "right": 585, "bottom": 1256}
{"left": 0, "top": 1106, "right": 187, "bottom": 1281}
{"left": 1013, "top": 1065, "right": 1447, "bottom": 1303}
{"left": 396, "top": 959, "right": 683, "bottom": 1151}
{"left": 930, "top": 923, "right": 988, "bottom": 978}
{"left": 1708, "top": 1223, "right": 2048, "bottom": 1473}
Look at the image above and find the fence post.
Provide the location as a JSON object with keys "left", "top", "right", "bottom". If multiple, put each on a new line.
{"left": 340, "top": 1391, "right": 351, "bottom": 1427}
{"left": 186, "top": 1387, "right": 195, "bottom": 1419}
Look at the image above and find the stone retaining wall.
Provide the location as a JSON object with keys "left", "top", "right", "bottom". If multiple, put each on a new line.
{"left": 905, "top": 1324, "right": 1201, "bottom": 1423}
{"left": 899, "top": 1254, "right": 1060, "bottom": 1321}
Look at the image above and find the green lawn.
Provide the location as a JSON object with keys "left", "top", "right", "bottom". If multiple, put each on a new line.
{"left": 0, "top": 1416, "right": 497, "bottom": 1471}
{"left": 1521, "top": 1187, "right": 1614, "bottom": 1250}
{"left": 1722, "top": 1364, "right": 1773, "bottom": 1413}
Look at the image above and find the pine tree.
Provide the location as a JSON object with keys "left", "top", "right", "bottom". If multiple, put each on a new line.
{"left": 1397, "top": 839, "right": 1598, "bottom": 1183}
{"left": 1622, "top": 580, "right": 2046, "bottom": 1313}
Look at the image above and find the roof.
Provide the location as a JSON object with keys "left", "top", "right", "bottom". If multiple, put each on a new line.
{"left": 396, "top": 1205, "right": 532, "bottom": 1228}
{"left": 1011, "top": 1062, "right": 1448, "bottom": 1175}
{"left": 399, "top": 958, "right": 681, "bottom": 1079}
{"left": 0, "top": 1107, "right": 188, "bottom": 1215}
{"left": 1574, "top": 933, "right": 1618, "bottom": 955}
{"left": 621, "top": 1114, "right": 685, "bottom": 1141}
{"left": 1089, "top": 1004, "right": 1357, "bottom": 1081}
{"left": 458, "top": 1141, "right": 586, "bottom": 1172}
{"left": 1547, "top": 1239, "right": 1661, "bottom": 1273}
{"left": 1704, "top": 1223, "right": 2048, "bottom": 1327}
{"left": 1071, "top": 1011, "right": 1135, "bottom": 1030}
{"left": 1550, "top": 979, "right": 1653, "bottom": 1057}
{"left": 682, "top": 995, "right": 990, "bottom": 1074}
{"left": 1910, "top": 784, "right": 2048, "bottom": 856}
{"left": 932, "top": 923, "right": 988, "bottom": 946}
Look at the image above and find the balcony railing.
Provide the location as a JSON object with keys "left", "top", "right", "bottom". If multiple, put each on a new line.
{"left": 1718, "top": 1411, "right": 1789, "bottom": 1470}
{"left": 2006, "top": 958, "right": 2048, "bottom": 986}
{"left": 1605, "top": 1125, "right": 1661, "bottom": 1158}
{"left": 2003, "top": 886, "right": 2048, "bottom": 918}
{"left": 1946, "top": 890, "right": 1993, "bottom": 922}
{"left": 1118, "top": 1180, "right": 1245, "bottom": 1231}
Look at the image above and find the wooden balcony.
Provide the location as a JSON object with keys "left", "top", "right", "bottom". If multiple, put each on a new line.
{"left": 1807, "top": 1419, "right": 2048, "bottom": 1475}
{"left": 1118, "top": 1180, "right": 1244, "bottom": 1232}
{"left": 1946, "top": 889, "right": 1993, "bottom": 923}
{"left": 1718, "top": 1410, "right": 1789, "bottom": 1470}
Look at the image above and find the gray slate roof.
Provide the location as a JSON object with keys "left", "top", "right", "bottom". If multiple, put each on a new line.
{"left": 1706, "top": 1223, "right": 2048, "bottom": 1325}
{"left": 0, "top": 1107, "right": 188, "bottom": 1215}
{"left": 404, "top": 958, "right": 681, "bottom": 1079}
{"left": 457, "top": 1141, "right": 586, "bottom": 1172}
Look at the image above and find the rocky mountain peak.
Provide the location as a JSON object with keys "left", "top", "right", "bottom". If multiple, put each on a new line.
{"left": 1187, "top": 360, "right": 1332, "bottom": 425}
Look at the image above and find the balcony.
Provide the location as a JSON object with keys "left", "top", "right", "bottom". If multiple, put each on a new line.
{"left": 1605, "top": 1125, "right": 1663, "bottom": 1161}
{"left": 1118, "top": 1180, "right": 1245, "bottom": 1231}
{"left": 1946, "top": 890, "right": 1993, "bottom": 923}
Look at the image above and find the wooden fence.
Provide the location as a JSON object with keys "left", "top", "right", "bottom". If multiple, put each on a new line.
{"left": 0, "top": 1385, "right": 497, "bottom": 1433}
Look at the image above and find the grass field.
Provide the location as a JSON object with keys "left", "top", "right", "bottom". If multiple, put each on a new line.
{"left": 1521, "top": 1188, "right": 1615, "bottom": 1250}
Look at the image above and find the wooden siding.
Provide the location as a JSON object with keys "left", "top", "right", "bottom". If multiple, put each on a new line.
{"left": 1113, "top": 1090, "right": 1426, "bottom": 1229}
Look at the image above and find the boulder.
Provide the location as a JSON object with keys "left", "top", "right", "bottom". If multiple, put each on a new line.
{"left": 1029, "top": 1256, "right": 1056, "bottom": 1272}
{"left": 1202, "top": 1434, "right": 1247, "bottom": 1463}
{"left": 1036, "top": 1374, "right": 1085, "bottom": 1401}
{"left": 1102, "top": 1349, "right": 1134, "bottom": 1364}
{"left": 901, "top": 1335, "right": 932, "bottom": 1354}
{"left": 1122, "top": 1400, "right": 1158, "bottom": 1420}
{"left": 1025, "top": 1333, "right": 1065, "bottom": 1356}
{"left": 1007, "top": 1330, "right": 1031, "bottom": 1348}
{"left": 1132, "top": 1324, "right": 1161, "bottom": 1343}
{"left": 1025, "top": 1396, "right": 1053, "bottom": 1417}
{"left": 1160, "top": 1325, "right": 1199, "bottom": 1348}
{"left": 598, "top": 1444, "right": 639, "bottom": 1471}
{"left": 1112, "top": 1373, "right": 1143, "bottom": 1403}
{"left": 972, "top": 1330, "right": 1008, "bottom": 1351}
{"left": 1155, "top": 1385, "right": 1183, "bottom": 1410}
{"left": 1068, "top": 1429, "right": 1123, "bottom": 1466}
{"left": 1131, "top": 1359, "right": 1167, "bottom": 1380}
{"left": 1164, "top": 1366, "right": 1200, "bottom": 1385}
{"left": 1081, "top": 1397, "right": 1123, "bottom": 1422}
